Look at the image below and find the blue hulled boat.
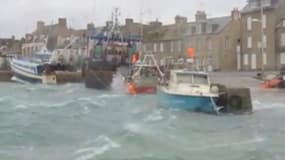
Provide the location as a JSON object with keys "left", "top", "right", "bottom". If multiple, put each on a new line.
{"left": 158, "top": 69, "right": 219, "bottom": 114}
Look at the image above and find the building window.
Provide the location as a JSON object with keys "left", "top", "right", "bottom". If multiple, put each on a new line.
{"left": 248, "top": 36, "right": 252, "bottom": 49}
{"left": 202, "top": 23, "right": 207, "bottom": 33}
{"left": 153, "top": 43, "right": 157, "bottom": 52}
{"left": 177, "top": 41, "right": 182, "bottom": 52}
{"left": 236, "top": 45, "right": 241, "bottom": 53}
{"left": 281, "top": 33, "right": 285, "bottom": 47}
{"left": 263, "top": 53, "right": 267, "bottom": 65}
{"left": 170, "top": 41, "right": 174, "bottom": 52}
{"left": 207, "top": 38, "right": 212, "bottom": 50}
{"left": 263, "top": 35, "right": 267, "bottom": 48}
{"left": 160, "top": 42, "right": 164, "bottom": 52}
{"left": 197, "top": 39, "right": 201, "bottom": 51}
{"left": 281, "top": 53, "right": 285, "bottom": 64}
{"left": 247, "top": 17, "right": 252, "bottom": 31}
{"left": 261, "top": 0, "right": 271, "bottom": 7}
{"left": 225, "top": 37, "right": 230, "bottom": 49}
{"left": 212, "top": 24, "right": 219, "bottom": 33}
{"left": 251, "top": 54, "right": 256, "bottom": 69}
{"left": 262, "top": 15, "right": 266, "bottom": 29}
{"left": 244, "top": 54, "right": 249, "bottom": 65}
{"left": 192, "top": 26, "right": 196, "bottom": 34}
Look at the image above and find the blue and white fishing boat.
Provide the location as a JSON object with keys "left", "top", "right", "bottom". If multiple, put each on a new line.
{"left": 158, "top": 69, "right": 220, "bottom": 114}
{"left": 10, "top": 49, "right": 52, "bottom": 83}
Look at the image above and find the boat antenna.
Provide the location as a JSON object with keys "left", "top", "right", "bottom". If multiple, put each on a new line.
{"left": 106, "top": 8, "right": 124, "bottom": 43}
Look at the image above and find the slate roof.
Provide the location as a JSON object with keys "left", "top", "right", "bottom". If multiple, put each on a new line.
{"left": 144, "top": 16, "right": 232, "bottom": 41}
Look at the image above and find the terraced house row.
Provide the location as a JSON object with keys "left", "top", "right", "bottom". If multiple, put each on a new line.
{"left": 143, "top": 0, "right": 285, "bottom": 71}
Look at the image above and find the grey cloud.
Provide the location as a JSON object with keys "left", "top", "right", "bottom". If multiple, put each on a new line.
{"left": 0, "top": 0, "right": 246, "bottom": 38}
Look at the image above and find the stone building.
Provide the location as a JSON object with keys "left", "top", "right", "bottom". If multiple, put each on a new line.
{"left": 184, "top": 9, "right": 241, "bottom": 71}
{"left": 22, "top": 18, "right": 88, "bottom": 56}
{"left": 143, "top": 9, "right": 241, "bottom": 71}
{"left": 240, "top": 0, "right": 285, "bottom": 70}
{"left": 0, "top": 36, "right": 22, "bottom": 55}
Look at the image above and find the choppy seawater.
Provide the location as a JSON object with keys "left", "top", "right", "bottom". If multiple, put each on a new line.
{"left": 0, "top": 78, "right": 285, "bottom": 160}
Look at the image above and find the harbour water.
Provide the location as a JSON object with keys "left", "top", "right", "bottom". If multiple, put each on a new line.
{"left": 0, "top": 76, "right": 285, "bottom": 160}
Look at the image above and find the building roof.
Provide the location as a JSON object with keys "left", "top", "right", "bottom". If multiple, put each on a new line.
{"left": 185, "top": 16, "right": 231, "bottom": 36}
{"left": 143, "top": 15, "right": 232, "bottom": 41}
{"left": 241, "top": 0, "right": 279, "bottom": 13}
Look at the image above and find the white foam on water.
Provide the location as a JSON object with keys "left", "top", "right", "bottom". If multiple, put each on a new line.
{"left": 82, "top": 106, "right": 90, "bottom": 115}
{"left": 48, "top": 100, "right": 74, "bottom": 109}
{"left": 253, "top": 100, "right": 262, "bottom": 106}
{"left": 97, "top": 94, "right": 123, "bottom": 99}
{"left": 186, "top": 136, "right": 265, "bottom": 152}
{"left": 65, "top": 89, "right": 76, "bottom": 94}
{"left": 14, "top": 104, "right": 28, "bottom": 110}
{"left": 78, "top": 97, "right": 105, "bottom": 108}
{"left": 0, "top": 96, "right": 9, "bottom": 103}
{"left": 254, "top": 102, "right": 285, "bottom": 111}
{"left": 144, "top": 110, "right": 164, "bottom": 122}
{"left": 78, "top": 97, "right": 92, "bottom": 101}
{"left": 74, "top": 135, "right": 120, "bottom": 160}
{"left": 170, "top": 115, "right": 177, "bottom": 120}
{"left": 124, "top": 123, "right": 143, "bottom": 134}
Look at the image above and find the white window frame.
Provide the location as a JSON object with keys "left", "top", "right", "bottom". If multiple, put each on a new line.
{"left": 262, "top": 15, "right": 266, "bottom": 29}
{"left": 244, "top": 54, "right": 249, "bottom": 65}
{"left": 153, "top": 43, "right": 157, "bottom": 52}
{"left": 281, "top": 53, "right": 285, "bottom": 64}
{"left": 247, "top": 17, "right": 252, "bottom": 31}
{"left": 263, "top": 52, "right": 267, "bottom": 65}
{"left": 160, "top": 42, "right": 164, "bottom": 52}
{"left": 281, "top": 33, "right": 285, "bottom": 47}
{"left": 248, "top": 36, "right": 252, "bottom": 49}
{"left": 225, "top": 37, "right": 230, "bottom": 49}
{"left": 207, "top": 38, "right": 212, "bottom": 50}
{"left": 263, "top": 35, "right": 267, "bottom": 48}
{"left": 251, "top": 54, "right": 257, "bottom": 70}
{"left": 170, "top": 41, "right": 174, "bottom": 53}
{"left": 177, "top": 41, "right": 182, "bottom": 52}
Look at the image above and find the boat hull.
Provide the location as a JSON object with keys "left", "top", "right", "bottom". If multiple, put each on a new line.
{"left": 11, "top": 62, "right": 42, "bottom": 83}
{"left": 158, "top": 90, "right": 217, "bottom": 113}
{"left": 127, "top": 83, "right": 156, "bottom": 95}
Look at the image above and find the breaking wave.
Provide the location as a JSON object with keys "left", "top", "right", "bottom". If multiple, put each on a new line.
{"left": 74, "top": 135, "right": 120, "bottom": 160}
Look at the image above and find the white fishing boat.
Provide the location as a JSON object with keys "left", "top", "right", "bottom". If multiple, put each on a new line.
{"left": 10, "top": 49, "right": 53, "bottom": 83}
{"left": 11, "top": 38, "right": 79, "bottom": 84}
{"left": 127, "top": 53, "right": 164, "bottom": 94}
{"left": 158, "top": 66, "right": 220, "bottom": 113}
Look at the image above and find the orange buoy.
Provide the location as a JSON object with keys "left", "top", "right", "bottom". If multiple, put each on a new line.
{"left": 128, "top": 83, "right": 137, "bottom": 95}
{"left": 262, "top": 78, "right": 282, "bottom": 89}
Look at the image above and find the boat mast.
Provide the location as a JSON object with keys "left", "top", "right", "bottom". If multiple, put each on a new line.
{"left": 107, "top": 8, "right": 124, "bottom": 43}
{"left": 139, "top": 4, "right": 144, "bottom": 56}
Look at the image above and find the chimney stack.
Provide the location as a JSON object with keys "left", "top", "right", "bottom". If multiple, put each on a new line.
{"left": 58, "top": 18, "right": 67, "bottom": 28}
{"left": 231, "top": 8, "right": 241, "bottom": 20}
{"left": 195, "top": 11, "right": 207, "bottom": 22}
{"left": 175, "top": 15, "right": 187, "bottom": 25}
{"left": 37, "top": 21, "right": 45, "bottom": 31}
{"left": 87, "top": 23, "right": 95, "bottom": 30}
{"left": 125, "top": 18, "right": 134, "bottom": 26}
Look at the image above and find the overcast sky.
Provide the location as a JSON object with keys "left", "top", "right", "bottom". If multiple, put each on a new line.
{"left": 0, "top": 0, "right": 246, "bottom": 38}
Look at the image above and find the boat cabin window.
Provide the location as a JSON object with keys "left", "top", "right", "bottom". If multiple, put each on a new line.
{"left": 176, "top": 73, "right": 193, "bottom": 84}
{"left": 176, "top": 73, "right": 208, "bottom": 85}
{"left": 193, "top": 74, "right": 209, "bottom": 85}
